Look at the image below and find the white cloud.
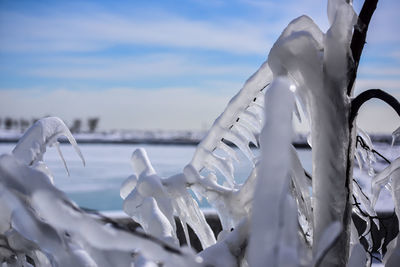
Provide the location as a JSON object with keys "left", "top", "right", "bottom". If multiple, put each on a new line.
{"left": 1, "top": 77, "right": 399, "bottom": 133}
{"left": 354, "top": 78, "right": 400, "bottom": 93}
{"left": 1, "top": 0, "right": 399, "bottom": 134}
{"left": 358, "top": 66, "right": 400, "bottom": 77}
{"left": 23, "top": 54, "right": 256, "bottom": 80}
{"left": 0, "top": 11, "right": 270, "bottom": 54}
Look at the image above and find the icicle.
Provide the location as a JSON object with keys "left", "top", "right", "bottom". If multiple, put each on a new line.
{"left": 65, "top": 136, "right": 85, "bottom": 167}
{"left": 204, "top": 153, "right": 234, "bottom": 187}
{"left": 359, "top": 146, "right": 368, "bottom": 164}
{"left": 162, "top": 173, "right": 216, "bottom": 249}
{"left": 356, "top": 128, "right": 377, "bottom": 177}
{"left": 249, "top": 99, "right": 264, "bottom": 111}
{"left": 245, "top": 106, "right": 262, "bottom": 123}
{"left": 378, "top": 234, "right": 386, "bottom": 259}
{"left": 391, "top": 126, "right": 400, "bottom": 147}
{"left": 237, "top": 118, "right": 259, "bottom": 136}
{"left": 357, "top": 127, "right": 374, "bottom": 150}
{"left": 293, "top": 99, "right": 302, "bottom": 123}
{"left": 240, "top": 110, "right": 263, "bottom": 132}
{"left": 223, "top": 131, "right": 254, "bottom": 163}
{"left": 290, "top": 146, "right": 313, "bottom": 225}
{"left": 180, "top": 220, "right": 191, "bottom": 248}
{"left": 54, "top": 142, "right": 70, "bottom": 176}
{"left": 253, "top": 107, "right": 266, "bottom": 123}
{"left": 294, "top": 91, "right": 310, "bottom": 125}
{"left": 217, "top": 141, "right": 239, "bottom": 162}
{"left": 306, "top": 133, "right": 312, "bottom": 148}
{"left": 371, "top": 157, "right": 400, "bottom": 207}
{"left": 360, "top": 213, "right": 371, "bottom": 238}
{"left": 367, "top": 151, "right": 376, "bottom": 177}
{"left": 353, "top": 179, "right": 379, "bottom": 229}
{"left": 382, "top": 168, "right": 400, "bottom": 266}
{"left": 235, "top": 123, "right": 258, "bottom": 147}
{"left": 354, "top": 149, "right": 363, "bottom": 171}
{"left": 12, "top": 117, "right": 85, "bottom": 168}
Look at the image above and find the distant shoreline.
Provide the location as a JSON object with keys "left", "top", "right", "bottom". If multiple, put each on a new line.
{"left": 1, "top": 138, "right": 396, "bottom": 149}
{"left": 0, "top": 136, "right": 312, "bottom": 148}
{"left": 0, "top": 130, "right": 396, "bottom": 148}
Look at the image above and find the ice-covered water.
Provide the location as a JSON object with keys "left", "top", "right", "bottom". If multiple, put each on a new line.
{"left": 0, "top": 143, "right": 397, "bottom": 212}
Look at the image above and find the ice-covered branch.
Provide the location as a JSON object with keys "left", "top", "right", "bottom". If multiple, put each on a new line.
{"left": 185, "top": 61, "right": 272, "bottom": 188}
{"left": 0, "top": 119, "right": 202, "bottom": 266}
{"left": 248, "top": 77, "right": 298, "bottom": 267}
{"left": 356, "top": 135, "right": 391, "bottom": 164}
{"left": 12, "top": 117, "right": 85, "bottom": 168}
{"left": 122, "top": 148, "right": 216, "bottom": 249}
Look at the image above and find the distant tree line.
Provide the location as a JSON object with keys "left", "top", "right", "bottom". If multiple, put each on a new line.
{"left": 0, "top": 116, "right": 100, "bottom": 133}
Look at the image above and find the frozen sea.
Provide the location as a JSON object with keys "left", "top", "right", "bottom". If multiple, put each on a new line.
{"left": 0, "top": 142, "right": 398, "bottom": 212}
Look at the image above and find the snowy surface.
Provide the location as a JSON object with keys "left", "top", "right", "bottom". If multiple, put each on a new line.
{"left": 0, "top": 142, "right": 397, "bottom": 213}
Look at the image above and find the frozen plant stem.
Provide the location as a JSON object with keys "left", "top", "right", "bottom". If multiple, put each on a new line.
{"left": 347, "top": 0, "right": 379, "bottom": 96}
{"left": 331, "top": 0, "right": 380, "bottom": 265}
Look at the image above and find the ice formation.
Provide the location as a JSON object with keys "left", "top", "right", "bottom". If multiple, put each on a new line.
{"left": 121, "top": 148, "right": 216, "bottom": 249}
{"left": 0, "top": 118, "right": 200, "bottom": 266}
{"left": 1, "top": 0, "right": 399, "bottom": 266}
{"left": 248, "top": 76, "right": 296, "bottom": 267}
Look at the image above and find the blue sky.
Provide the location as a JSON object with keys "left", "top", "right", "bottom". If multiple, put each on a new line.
{"left": 0, "top": 0, "right": 399, "bottom": 132}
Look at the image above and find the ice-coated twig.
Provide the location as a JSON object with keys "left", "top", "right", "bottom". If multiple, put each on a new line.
{"left": 0, "top": 153, "right": 200, "bottom": 267}
{"left": 371, "top": 157, "right": 400, "bottom": 208}
{"left": 12, "top": 117, "right": 85, "bottom": 173}
{"left": 121, "top": 148, "right": 216, "bottom": 249}
{"left": 248, "top": 76, "right": 297, "bottom": 267}
{"left": 356, "top": 135, "right": 390, "bottom": 165}
{"left": 185, "top": 61, "right": 272, "bottom": 186}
